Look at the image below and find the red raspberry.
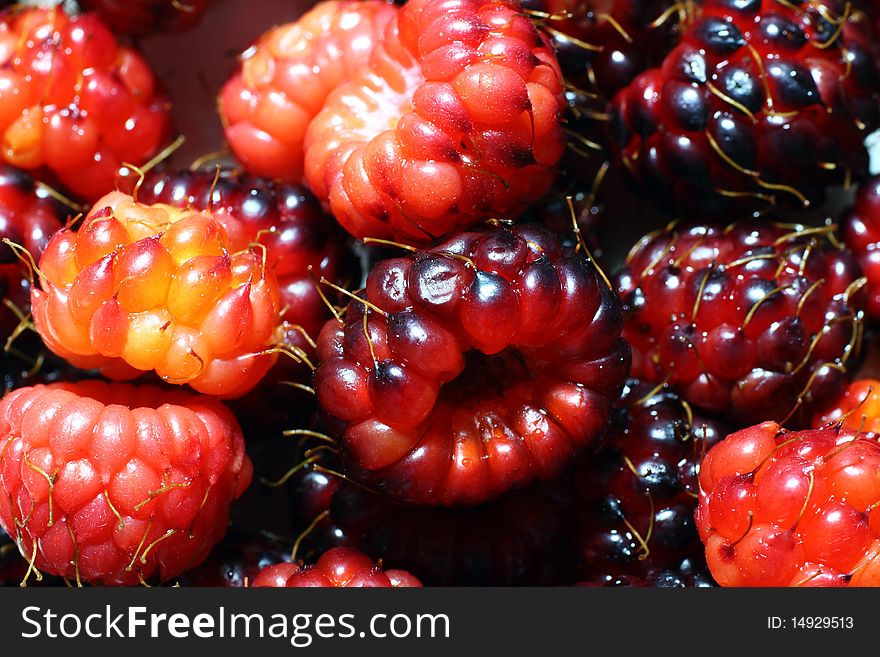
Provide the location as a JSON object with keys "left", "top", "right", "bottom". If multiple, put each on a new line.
{"left": 117, "top": 167, "right": 358, "bottom": 341}
{"left": 0, "top": 380, "right": 252, "bottom": 586}
{"left": 0, "top": 7, "right": 172, "bottom": 201}
{"left": 78, "top": 0, "right": 214, "bottom": 37}
{"left": 252, "top": 547, "right": 421, "bottom": 587}
{"left": 31, "top": 192, "right": 282, "bottom": 398}
{"left": 331, "top": 479, "right": 577, "bottom": 585}
{"left": 615, "top": 220, "right": 866, "bottom": 421}
{"left": 577, "top": 379, "right": 728, "bottom": 581}
{"left": 696, "top": 421, "right": 880, "bottom": 586}
{"left": 218, "top": 0, "right": 397, "bottom": 182}
{"left": 842, "top": 176, "right": 880, "bottom": 322}
{"left": 813, "top": 378, "right": 880, "bottom": 433}
{"left": 523, "top": 0, "right": 690, "bottom": 99}
{"left": 608, "top": 0, "right": 880, "bottom": 217}
{"left": 314, "top": 223, "right": 629, "bottom": 505}
{"left": 304, "top": 0, "right": 566, "bottom": 244}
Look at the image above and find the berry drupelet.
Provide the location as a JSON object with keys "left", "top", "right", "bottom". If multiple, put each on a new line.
{"left": 615, "top": 220, "right": 866, "bottom": 422}
{"left": 841, "top": 176, "right": 880, "bottom": 323}
{"left": 78, "top": 0, "right": 215, "bottom": 37}
{"left": 314, "top": 223, "right": 629, "bottom": 506}
{"left": 577, "top": 379, "right": 727, "bottom": 582}
{"left": 609, "top": 0, "right": 880, "bottom": 218}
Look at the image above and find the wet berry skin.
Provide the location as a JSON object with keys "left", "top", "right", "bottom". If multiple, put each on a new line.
{"left": 577, "top": 379, "right": 728, "bottom": 580}
{"left": 842, "top": 176, "right": 880, "bottom": 322}
{"left": 578, "top": 558, "right": 716, "bottom": 587}
{"left": 178, "top": 530, "right": 291, "bottom": 588}
{"left": 252, "top": 547, "right": 422, "bottom": 587}
{"left": 79, "top": 0, "right": 214, "bottom": 37}
{"left": 0, "top": 381, "right": 252, "bottom": 586}
{"left": 813, "top": 378, "right": 880, "bottom": 434}
{"left": 331, "top": 478, "right": 578, "bottom": 585}
{"left": 697, "top": 421, "right": 880, "bottom": 586}
{"left": 615, "top": 220, "right": 866, "bottom": 423}
{"left": 314, "top": 223, "right": 630, "bottom": 506}
{"left": 31, "top": 192, "right": 282, "bottom": 398}
{"left": 608, "top": 0, "right": 880, "bottom": 218}
{"left": 0, "top": 7, "right": 172, "bottom": 201}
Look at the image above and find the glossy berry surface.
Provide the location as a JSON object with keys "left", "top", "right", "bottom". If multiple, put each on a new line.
{"left": 578, "top": 558, "right": 715, "bottom": 587}
{"left": 577, "top": 379, "right": 727, "bottom": 580}
{"left": 315, "top": 223, "right": 630, "bottom": 505}
{"left": 0, "top": 380, "right": 252, "bottom": 586}
{"left": 219, "top": 0, "right": 397, "bottom": 183}
{"left": 616, "top": 221, "right": 866, "bottom": 421}
{"left": 697, "top": 421, "right": 880, "bottom": 586}
{"left": 0, "top": 7, "right": 172, "bottom": 200}
{"left": 609, "top": 0, "right": 880, "bottom": 217}
{"left": 178, "top": 530, "right": 291, "bottom": 587}
{"left": 304, "top": 0, "right": 566, "bottom": 244}
{"left": 117, "top": 166, "right": 358, "bottom": 340}
{"left": 332, "top": 478, "right": 577, "bottom": 585}
{"left": 842, "top": 177, "right": 880, "bottom": 322}
{"left": 813, "top": 378, "right": 880, "bottom": 433}
{"left": 31, "top": 192, "right": 281, "bottom": 398}
{"left": 252, "top": 546, "right": 422, "bottom": 587}
{"left": 79, "top": 0, "right": 215, "bottom": 37}
{"left": 523, "top": 0, "right": 690, "bottom": 100}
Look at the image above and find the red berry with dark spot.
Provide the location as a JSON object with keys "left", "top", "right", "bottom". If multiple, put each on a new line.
{"left": 697, "top": 421, "right": 880, "bottom": 586}
{"left": 615, "top": 220, "right": 866, "bottom": 422}
{"left": 315, "top": 223, "right": 629, "bottom": 505}
{"left": 0, "top": 380, "right": 252, "bottom": 586}
{"left": 577, "top": 379, "right": 728, "bottom": 581}
{"left": 252, "top": 546, "right": 421, "bottom": 587}
{"left": 79, "top": 0, "right": 214, "bottom": 37}
{"left": 304, "top": 0, "right": 566, "bottom": 244}
{"left": 608, "top": 0, "right": 880, "bottom": 217}
{"left": 0, "top": 7, "right": 173, "bottom": 201}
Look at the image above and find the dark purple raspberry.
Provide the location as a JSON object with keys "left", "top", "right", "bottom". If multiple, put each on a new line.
{"left": 609, "top": 0, "right": 880, "bottom": 218}
{"left": 615, "top": 220, "right": 866, "bottom": 422}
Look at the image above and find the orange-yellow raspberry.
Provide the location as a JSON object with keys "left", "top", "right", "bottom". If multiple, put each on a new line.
{"left": 31, "top": 192, "right": 281, "bottom": 398}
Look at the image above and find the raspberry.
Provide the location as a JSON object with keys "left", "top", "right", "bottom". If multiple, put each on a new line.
{"left": 31, "top": 191, "right": 282, "bottom": 398}
{"left": 577, "top": 379, "right": 728, "bottom": 580}
{"left": 304, "top": 0, "right": 567, "bottom": 244}
{"left": 79, "top": 0, "right": 214, "bottom": 37}
{"left": 842, "top": 176, "right": 880, "bottom": 322}
{"left": 252, "top": 546, "right": 421, "bottom": 587}
{"left": 117, "top": 166, "right": 358, "bottom": 340}
{"left": 0, "top": 7, "right": 172, "bottom": 201}
{"left": 615, "top": 220, "right": 866, "bottom": 421}
{"left": 218, "top": 0, "right": 397, "bottom": 182}
{"left": 523, "top": 0, "right": 690, "bottom": 100}
{"left": 608, "top": 0, "right": 880, "bottom": 217}
{"left": 0, "top": 380, "right": 252, "bottom": 586}
{"left": 331, "top": 478, "right": 578, "bottom": 585}
{"left": 813, "top": 378, "right": 880, "bottom": 433}
{"left": 696, "top": 421, "right": 880, "bottom": 586}
{"left": 314, "top": 223, "right": 629, "bottom": 505}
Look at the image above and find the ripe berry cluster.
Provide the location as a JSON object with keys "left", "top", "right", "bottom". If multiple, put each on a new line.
{"left": 0, "top": 0, "right": 879, "bottom": 590}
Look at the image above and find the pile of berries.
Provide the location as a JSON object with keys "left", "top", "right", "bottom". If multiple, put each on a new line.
{"left": 0, "top": 0, "right": 879, "bottom": 590}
